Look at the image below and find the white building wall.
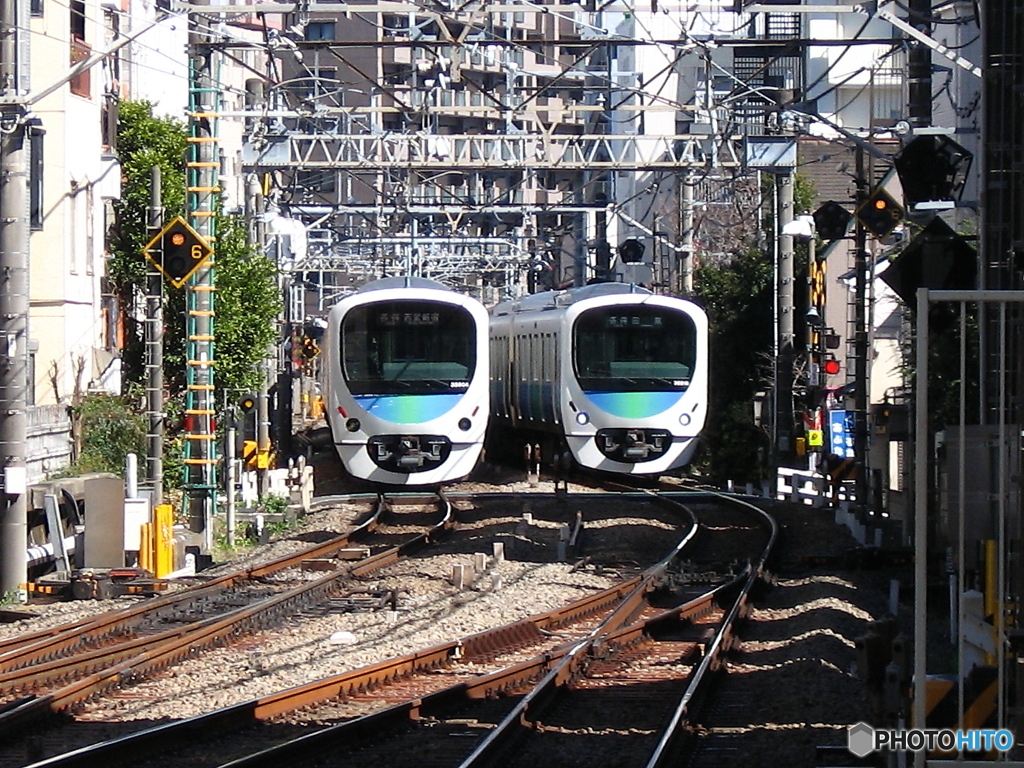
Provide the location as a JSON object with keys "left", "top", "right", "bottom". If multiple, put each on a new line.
{"left": 29, "top": 0, "right": 118, "bottom": 406}
{"left": 128, "top": 3, "right": 189, "bottom": 119}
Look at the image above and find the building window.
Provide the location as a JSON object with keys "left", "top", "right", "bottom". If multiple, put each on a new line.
{"left": 29, "top": 126, "right": 43, "bottom": 231}
{"left": 101, "top": 96, "right": 118, "bottom": 152}
{"left": 70, "top": 1, "right": 86, "bottom": 40}
{"left": 31, "top": 0, "right": 43, "bottom": 17}
{"left": 305, "top": 22, "right": 336, "bottom": 41}
{"left": 70, "top": 1, "right": 91, "bottom": 98}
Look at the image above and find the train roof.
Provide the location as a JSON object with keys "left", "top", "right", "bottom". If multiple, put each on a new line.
{"left": 492, "top": 281, "right": 653, "bottom": 315}
{"left": 355, "top": 276, "right": 452, "bottom": 294}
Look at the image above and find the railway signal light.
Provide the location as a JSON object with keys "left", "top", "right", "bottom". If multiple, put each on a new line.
{"left": 813, "top": 201, "right": 853, "bottom": 242}
{"left": 856, "top": 188, "right": 904, "bottom": 239}
{"left": 880, "top": 216, "right": 977, "bottom": 305}
{"left": 236, "top": 394, "right": 258, "bottom": 464}
{"left": 141, "top": 216, "right": 214, "bottom": 289}
{"left": 823, "top": 357, "right": 841, "bottom": 376}
{"left": 618, "top": 238, "right": 645, "bottom": 263}
{"left": 893, "top": 134, "right": 972, "bottom": 206}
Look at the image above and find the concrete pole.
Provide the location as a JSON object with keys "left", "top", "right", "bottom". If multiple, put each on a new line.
{"left": 146, "top": 167, "right": 164, "bottom": 506}
{"left": 252, "top": 187, "right": 271, "bottom": 500}
{"left": 776, "top": 170, "right": 795, "bottom": 460}
{"left": 0, "top": 0, "right": 29, "bottom": 600}
{"left": 225, "top": 424, "right": 236, "bottom": 547}
{"left": 854, "top": 147, "right": 870, "bottom": 520}
{"left": 680, "top": 172, "right": 694, "bottom": 295}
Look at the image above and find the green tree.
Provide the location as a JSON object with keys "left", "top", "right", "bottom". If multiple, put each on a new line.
{"left": 103, "top": 101, "right": 282, "bottom": 492}
{"left": 109, "top": 100, "right": 282, "bottom": 398}
{"left": 694, "top": 245, "right": 775, "bottom": 484}
{"left": 70, "top": 393, "right": 147, "bottom": 477}
{"left": 161, "top": 216, "right": 282, "bottom": 396}
{"left": 108, "top": 102, "right": 189, "bottom": 386}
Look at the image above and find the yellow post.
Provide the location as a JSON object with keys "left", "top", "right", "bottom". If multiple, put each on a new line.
{"left": 138, "top": 522, "right": 153, "bottom": 574}
{"left": 154, "top": 504, "right": 175, "bottom": 578}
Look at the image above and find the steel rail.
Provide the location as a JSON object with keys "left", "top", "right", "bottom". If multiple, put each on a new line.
{"left": 0, "top": 493, "right": 385, "bottom": 666}
{"left": 456, "top": 490, "right": 702, "bottom": 766}
{"left": 0, "top": 493, "right": 453, "bottom": 738}
{"left": 17, "top": 565, "right": 705, "bottom": 768}
{"left": 643, "top": 490, "right": 779, "bottom": 767}
{"left": 18, "top": 491, "right": 701, "bottom": 768}
{"left": 218, "top": 571, "right": 734, "bottom": 768}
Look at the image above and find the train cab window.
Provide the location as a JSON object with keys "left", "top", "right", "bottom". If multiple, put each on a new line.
{"left": 342, "top": 300, "right": 476, "bottom": 395}
{"left": 573, "top": 305, "right": 696, "bottom": 392}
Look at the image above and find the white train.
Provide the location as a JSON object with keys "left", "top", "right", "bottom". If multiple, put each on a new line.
{"left": 489, "top": 283, "right": 708, "bottom": 475}
{"left": 321, "top": 277, "right": 489, "bottom": 485}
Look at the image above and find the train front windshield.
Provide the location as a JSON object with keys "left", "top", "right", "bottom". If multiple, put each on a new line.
{"left": 341, "top": 300, "right": 476, "bottom": 395}
{"left": 573, "top": 305, "right": 697, "bottom": 392}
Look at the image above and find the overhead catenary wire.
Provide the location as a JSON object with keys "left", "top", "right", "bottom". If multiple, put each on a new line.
{"left": 164, "top": 1, "right": 918, "bottom": 289}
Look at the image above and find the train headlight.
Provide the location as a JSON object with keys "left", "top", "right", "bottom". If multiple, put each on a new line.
{"left": 345, "top": 418, "right": 361, "bottom": 433}
{"left": 678, "top": 413, "right": 691, "bottom": 427}
{"left": 575, "top": 411, "right": 590, "bottom": 425}
{"left": 458, "top": 418, "right": 471, "bottom": 431}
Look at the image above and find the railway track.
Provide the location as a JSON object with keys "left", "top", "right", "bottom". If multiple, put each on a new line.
{"left": 8, "top": 488, "right": 774, "bottom": 768}
{"left": 0, "top": 492, "right": 453, "bottom": 742}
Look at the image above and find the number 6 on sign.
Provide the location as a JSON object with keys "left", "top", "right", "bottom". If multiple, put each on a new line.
{"left": 141, "top": 216, "right": 214, "bottom": 289}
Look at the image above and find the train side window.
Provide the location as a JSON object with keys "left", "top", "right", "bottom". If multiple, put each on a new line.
{"left": 541, "top": 334, "right": 548, "bottom": 381}
{"left": 538, "top": 335, "right": 543, "bottom": 382}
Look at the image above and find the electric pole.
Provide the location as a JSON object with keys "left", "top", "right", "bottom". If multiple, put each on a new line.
{"left": 245, "top": 176, "right": 270, "bottom": 499}
{"left": 906, "top": 0, "right": 933, "bottom": 129}
{"left": 146, "top": 167, "right": 164, "bottom": 507}
{"left": 853, "top": 146, "right": 869, "bottom": 520}
{"left": 680, "top": 172, "right": 694, "bottom": 294}
{"left": 0, "top": 0, "right": 29, "bottom": 600}
{"left": 184, "top": 0, "right": 219, "bottom": 547}
{"left": 777, "top": 170, "right": 795, "bottom": 460}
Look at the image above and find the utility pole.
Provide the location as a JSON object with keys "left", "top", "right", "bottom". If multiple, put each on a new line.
{"left": 680, "top": 172, "right": 694, "bottom": 294}
{"left": 146, "top": 167, "right": 164, "bottom": 507}
{"left": 776, "top": 170, "right": 795, "bottom": 460}
{"left": 245, "top": 176, "right": 271, "bottom": 499}
{"left": 906, "top": 0, "right": 933, "bottom": 128}
{"left": 0, "top": 0, "right": 29, "bottom": 600}
{"left": 853, "top": 146, "right": 869, "bottom": 520}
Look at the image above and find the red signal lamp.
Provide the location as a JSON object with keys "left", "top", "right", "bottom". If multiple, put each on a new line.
{"left": 823, "top": 358, "right": 841, "bottom": 376}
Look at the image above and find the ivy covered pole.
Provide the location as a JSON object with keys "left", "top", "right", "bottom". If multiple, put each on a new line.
{"left": 184, "top": 1, "right": 219, "bottom": 546}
